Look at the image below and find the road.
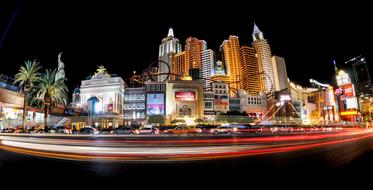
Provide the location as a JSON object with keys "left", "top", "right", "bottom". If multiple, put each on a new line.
{"left": 1, "top": 129, "right": 373, "bottom": 187}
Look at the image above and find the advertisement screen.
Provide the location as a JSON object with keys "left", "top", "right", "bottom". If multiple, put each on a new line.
{"left": 214, "top": 95, "right": 229, "bottom": 106}
{"left": 146, "top": 94, "right": 164, "bottom": 115}
{"left": 343, "top": 84, "right": 355, "bottom": 97}
{"left": 335, "top": 87, "right": 343, "bottom": 96}
{"left": 175, "top": 92, "right": 195, "bottom": 102}
{"left": 346, "top": 97, "right": 358, "bottom": 109}
{"left": 214, "top": 95, "right": 229, "bottom": 112}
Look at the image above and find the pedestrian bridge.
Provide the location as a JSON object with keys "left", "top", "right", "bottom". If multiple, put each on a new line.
{"left": 0, "top": 88, "right": 24, "bottom": 109}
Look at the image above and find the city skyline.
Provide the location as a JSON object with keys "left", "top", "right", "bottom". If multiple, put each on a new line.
{"left": 2, "top": 0, "right": 373, "bottom": 184}
{"left": 0, "top": 1, "right": 371, "bottom": 91}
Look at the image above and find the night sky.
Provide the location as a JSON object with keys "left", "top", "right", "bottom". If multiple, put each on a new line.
{"left": 0, "top": 0, "right": 371, "bottom": 92}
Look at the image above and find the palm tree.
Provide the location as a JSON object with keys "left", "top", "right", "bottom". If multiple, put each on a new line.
{"left": 14, "top": 60, "right": 42, "bottom": 130}
{"left": 32, "top": 69, "right": 68, "bottom": 132}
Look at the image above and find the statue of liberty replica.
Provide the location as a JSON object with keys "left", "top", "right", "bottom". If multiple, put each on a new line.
{"left": 55, "top": 52, "right": 66, "bottom": 81}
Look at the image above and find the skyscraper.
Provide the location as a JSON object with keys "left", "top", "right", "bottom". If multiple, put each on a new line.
{"left": 221, "top": 35, "right": 242, "bottom": 97}
{"left": 185, "top": 37, "right": 205, "bottom": 70}
{"left": 158, "top": 28, "right": 182, "bottom": 82}
{"left": 252, "top": 23, "right": 275, "bottom": 95}
{"left": 272, "top": 55, "right": 289, "bottom": 91}
{"left": 172, "top": 51, "right": 187, "bottom": 80}
{"left": 240, "top": 46, "right": 261, "bottom": 95}
{"left": 351, "top": 57, "right": 373, "bottom": 96}
{"left": 201, "top": 49, "right": 215, "bottom": 91}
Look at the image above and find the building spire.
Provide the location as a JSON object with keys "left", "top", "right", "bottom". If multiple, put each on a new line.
{"left": 333, "top": 60, "right": 338, "bottom": 73}
{"left": 167, "top": 27, "right": 174, "bottom": 37}
{"left": 253, "top": 22, "right": 261, "bottom": 34}
{"left": 252, "top": 22, "right": 264, "bottom": 41}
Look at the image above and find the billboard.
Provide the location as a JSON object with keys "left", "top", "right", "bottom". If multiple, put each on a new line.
{"left": 343, "top": 84, "right": 355, "bottom": 97}
{"left": 346, "top": 97, "right": 358, "bottom": 109}
{"left": 175, "top": 91, "right": 195, "bottom": 102}
{"left": 214, "top": 95, "right": 229, "bottom": 112}
{"left": 146, "top": 94, "right": 164, "bottom": 115}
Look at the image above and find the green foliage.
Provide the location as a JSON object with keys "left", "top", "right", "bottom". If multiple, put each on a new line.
{"left": 29, "top": 69, "right": 69, "bottom": 110}
{"left": 171, "top": 119, "right": 185, "bottom": 124}
{"left": 148, "top": 115, "right": 165, "bottom": 124}
{"left": 14, "top": 60, "right": 42, "bottom": 91}
{"left": 215, "top": 114, "right": 253, "bottom": 123}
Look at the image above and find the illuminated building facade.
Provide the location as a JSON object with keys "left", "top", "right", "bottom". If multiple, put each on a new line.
{"left": 124, "top": 87, "right": 146, "bottom": 126}
{"left": 79, "top": 66, "right": 125, "bottom": 128}
{"left": 350, "top": 57, "right": 373, "bottom": 122}
{"left": 158, "top": 28, "right": 182, "bottom": 82}
{"left": 165, "top": 80, "right": 204, "bottom": 122}
{"left": 335, "top": 70, "right": 360, "bottom": 122}
{"left": 1, "top": 74, "right": 23, "bottom": 130}
{"left": 172, "top": 51, "right": 187, "bottom": 79}
{"left": 1, "top": 74, "right": 64, "bottom": 129}
{"left": 203, "top": 91, "right": 215, "bottom": 115}
{"left": 185, "top": 37, "right": 205, "bottom": 70}
{"left": 238, "top": 90, "right": 267, "bottom": 118}
{"left": 211, "top": 81, "right": 229, "bottom": 113}
{"left": 145, "top": 81, "right": 166, "bottom": 117}
{"left": 253, "top": 23, "right": 275, "bottom": 95}
{"left": 272, "top": 55, "right": 289, "bottom": 91}
{"left": 288, "top": 80, "right": 338, "bottom": 124}
{"left": 221, "top": 35, "right": 242, "bottom": 97}
{"left": 201, "top": 49, "right": 215, "bottom": 91}
{"left": 307, "top": 87, "right": 338, "bottom": 124}
{"left": 240, "top": 46, "right": 261, "bottom": 95}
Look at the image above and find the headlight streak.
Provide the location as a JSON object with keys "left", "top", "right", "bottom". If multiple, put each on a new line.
{"left": 1, "top": 128, "right": 372, "bottom": 162}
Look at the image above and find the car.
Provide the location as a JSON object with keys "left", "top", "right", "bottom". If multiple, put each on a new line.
{"left": 78, "top": 127, "right": 99, "bottom": 135}
{"left": 136, "top": 126, "right": 159, "bottom": 135}
{"left": 1, "top": 128, "right": 15, "bottom": 133}
{"left": 32, "top": 128, "right": 45, "bottom": 133}
{"left": 164, "top": 125, "right": 201, "bottom": 135}
{"left": 113, "top": 126, "right": 136, "bottom": 135}
{"left": 14, "top": 128, "right": 27, "bottom": 133}
{"left": 197, "top": 125, "right": 217, "bottom": 134}
{"left": 159, "top": 125, "right": 177, "bottom": 133}
{"left": 210, "top": 125, "right": 234, "bottom": 134}
{"left": 270, "top": 126, "right": 294, "bottom": 133}
{"left": 50, "top": 126, "right": 72, "bottom": 134}
{"left": 99, "top": 128, "right": 114, "bottom": 135}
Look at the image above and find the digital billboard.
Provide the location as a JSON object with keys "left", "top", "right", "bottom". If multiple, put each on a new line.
{"left": 146, "top": 94, "right": 164, "bottom": 115}
{"left": 214, "top": 95, "right": 229, "bottom": 112}
{"left": 343, "top": 84, "right": 355, "bottom": 97}
{"left": 175, "top": 91, "right": 195, "bottom": 102}
{"left": 346, "top": 97, "right": 358, "bottom": 109}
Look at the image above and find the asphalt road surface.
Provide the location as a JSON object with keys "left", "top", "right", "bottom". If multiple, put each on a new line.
{"left": 1, "top": 129, "right": 372, "bottom": 187}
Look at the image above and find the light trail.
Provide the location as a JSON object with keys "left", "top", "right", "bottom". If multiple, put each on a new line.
{"left": 1, "top": 128, "right": 372, "bottom": 162}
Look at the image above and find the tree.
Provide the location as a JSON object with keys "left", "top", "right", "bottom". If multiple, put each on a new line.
{"left": 31, "top": 69, "right": 68, "bottom": 132}
{"left": 171, "top": 119, "right": 185, "bottom": 124}
{"left": 194, "top": 118, "right": 203, "bottom": 123}
{"left": 148, "top": 115, "right": 165, "bottom": 124}
{"left": 216, "top": 112, "right": 253, "bottom": 124}
{"left": 14, "top": 60, "right": 42, "bottom": 130}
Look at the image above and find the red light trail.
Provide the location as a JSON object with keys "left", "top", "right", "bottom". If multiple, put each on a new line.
{"left": 1, "top": 128, "right": 372, "bottom": 162}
